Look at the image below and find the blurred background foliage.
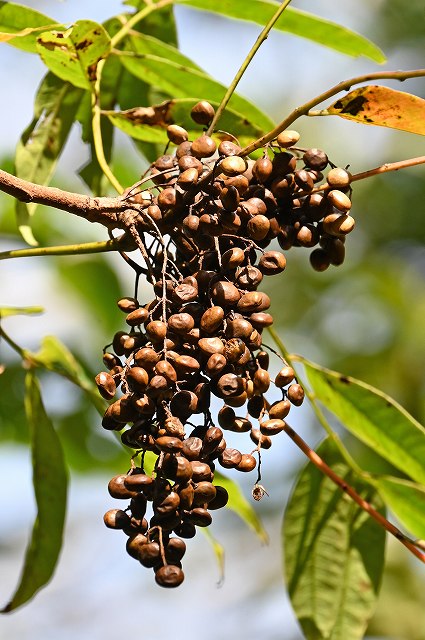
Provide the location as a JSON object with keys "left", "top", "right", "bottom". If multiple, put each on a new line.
{"left": 1, "top": 0, "right": 425, "bottom": 638}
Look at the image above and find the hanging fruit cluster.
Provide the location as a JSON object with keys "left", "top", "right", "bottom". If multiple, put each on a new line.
{"left": 97, "top": 100, "right": 355, "bottom": 587}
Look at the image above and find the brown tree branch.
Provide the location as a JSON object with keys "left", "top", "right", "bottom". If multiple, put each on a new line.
{"left": 0, "top": 168, "right": 131, "bottom": 229}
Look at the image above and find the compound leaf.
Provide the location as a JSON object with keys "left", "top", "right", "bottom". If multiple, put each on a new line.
{"left": 302, "top": 358, "right": 425, "bottom": 485}
{"left": 1, "top": 372, "right": 68, "bottom": 612}
{"left": 175, "top": 0, "right": 385, "bottom": 62}
{"left": 284, "top": 437, "right": 385, "bottom": 640}
{"left": 323, "top": 86, "right": 425, "bottom": 135}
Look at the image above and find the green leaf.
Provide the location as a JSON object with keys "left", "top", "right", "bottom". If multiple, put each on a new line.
{"left": 302, "top": 358, "right": 425, "bottom": 485}
{"left": 106, "top": 97, "right": 266, "bottom": 147}
{"left": 36, "top": 20, "right": 111, "bottom": 90}
{"left": 118, "top": 52, "right": 275, "bottom": 134}
{"left": 15, "top": 72, "right": 84, "bottom": 243}
{"left": 323, "top": 86, "right": 425, "bottom": 136}
{"left": 29, "top": 336, "right": 105, "bottom": 414}
{"left": 175, "top": 0, "right": 386, "bottom": 63}
{"left": 284, "top": 437, "right": 385, "bottom": 640}
{"left": 202, "top": 528, "right": 225, "bottom": 584}
{"left": 376, "top": 476, "right": 425, "bottom": 540}
{"left": 0, "top": 2, "right": 62, "bottom": 52}
{"left": 214, "top": 471, "right": 268, "bottom": 543}
{"left": 1, "top": 372, "right": 68, "bottom": 613}
{"left": 0, "top": 306, "right": 44, "bottom": 317}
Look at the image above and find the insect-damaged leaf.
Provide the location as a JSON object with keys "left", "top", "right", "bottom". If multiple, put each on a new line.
{"left": 1, "top": 373, "right": 68, "bottom": 613}
{"left": 284, "top": 437, "right": 385, "bottom": 640}
{"left": 322, "top": 86, "right": 425, "bottom": 135}
{"left": 36, "top": 20, "right": 111, "bottom": 89}
{"left": 301, "top": 358, "right": 425, "bottom": 485}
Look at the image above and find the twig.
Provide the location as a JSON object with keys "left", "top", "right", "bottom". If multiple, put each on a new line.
{"left": 206, "top": 0, "right": 293, "bottom": 136}
{"left": 240, "top": 69, "right": 425, "bottom": 156}
{"left": 283, "top": 421, "right": 425, "bottom": 563}
{"left": 0, "top": 235, "right": 135, "bottom": 261}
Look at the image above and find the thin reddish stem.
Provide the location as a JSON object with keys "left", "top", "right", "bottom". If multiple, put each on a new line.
{"left": 283, "top": 422, "right": 425, "bottom": 563}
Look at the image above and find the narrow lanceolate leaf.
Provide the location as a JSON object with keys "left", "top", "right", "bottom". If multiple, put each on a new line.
{"left": 322, "top": 86, "right": 425, "bottom": 135}
{"left": 15, "top": 72, "right": 84, "bottom": 244}
{"left": 214, "top": 471, "right": 268, "bottom": 543}
{"left": 106, "top": 97, "right": 266, "bottom": 147}
{"left": 118, "top": 53, "right": 275, "bottom": 134}
{"left": 1, "top": 372, "right": 68, "bottom": 613}
{"left": 302, "top": 358, "right": 425, "bottom": 485}
{"left": 0, "top": 306, "right": 43, "bottom": 318}
{"left": 284, "top": 438, "right": 385, "bottom": 640}
{"left": 175, "top": 0, "right": 385, "bottom": 63}
{"left": 202, "top": 528, "right": 225, "bottom": 584}
{"left": 0, "top": 2, "right": 62, "bottom": 53}
{"left": 376, "top": 476, "right": 425, "bottom": 540}
{"left": 36, "top": 20, "right": 111, "bottom": 89}
{"left": 29, "top": 336, "right": 106, "bottom": 414}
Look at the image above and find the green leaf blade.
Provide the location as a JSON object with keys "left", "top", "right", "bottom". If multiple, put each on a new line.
{"left": 302, "top": 358, "right": 425, "bottom": 485}
{"left": 284, "top": 438, "right": 386, "bottom": 640}
{"left": 1, "top": 372, "right": 68, "bottom": 613}
{"left": 176, "top": 0, "right": 386, "bottom": 63}
{"left": 14, "top": 72, "right": 84, "bottom": 244}
{"left": 36, "top": 20, "right": 111, "bottom": 89}
{"left": 214, "top": 471, "right": 268, "bottom": 543}
{"left": 376, "top": 476, "right": 425, "bottom": 540}
{"left": 0, "top": 2, "right": 62, "bottom": 52}
{"left": 118, "top": 53, "right": 275, "bottom": 134}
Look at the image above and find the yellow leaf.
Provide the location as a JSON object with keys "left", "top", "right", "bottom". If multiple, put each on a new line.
{"left": 326, "top": 85, "right": 425, "bottom": 135}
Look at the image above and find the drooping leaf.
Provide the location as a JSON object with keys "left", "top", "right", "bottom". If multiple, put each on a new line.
{"left": 36, "top": 20, "right": 111, "bottom": 90}
{"left": 14, "top": 72, "right": 84, "bottom": 244}
{"left": 106, "top": 97, "right": 266, "bottom": 147}
{"left": 302, "top": 358, "right": 425, "bottom": 485}
{"left": 118, "top": 52, "right": 275, "bottom": 134}
{"left": 284, "top": 437, "right": 385, "bottom": 640}
{"left": 1, "top": 372, "right": 68, "bottom": 613}
{"left": 29, "top": 336, "right": 105, "bottom": 414}
{"left": 0, "top": 2, "right": 62, "bottom": 52}
{"left": 202, "top": 528, "right": 225, "bottom": 584}
{"left": 376, "top": 476, "right": 425, "bottom": 540}
{"left": 322, "top": 86, "right": 425, "bottom": 135}
{"left": 175, "top": 0, "right": 385, "bottom": 63}
{"left": 214, "top": 471, "right": 268, "bottom": 543}
{"left": 0, "top": 306, "right": 44, "bottom": 317}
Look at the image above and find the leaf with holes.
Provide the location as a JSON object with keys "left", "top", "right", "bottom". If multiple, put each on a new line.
{"left": 284, "top": 437, "right": 385, "bottom": 640}
{"left": 302, "top": 358, "right": 425, "bottom": 485}
{"left": 36, "top": 20, "right": 111, "bottom": 89}
{"left": 1, "top": 372, "right": 68, "bottom": 612}
{"left": 322, "top": 86, "right": 425, "bottom": 135}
